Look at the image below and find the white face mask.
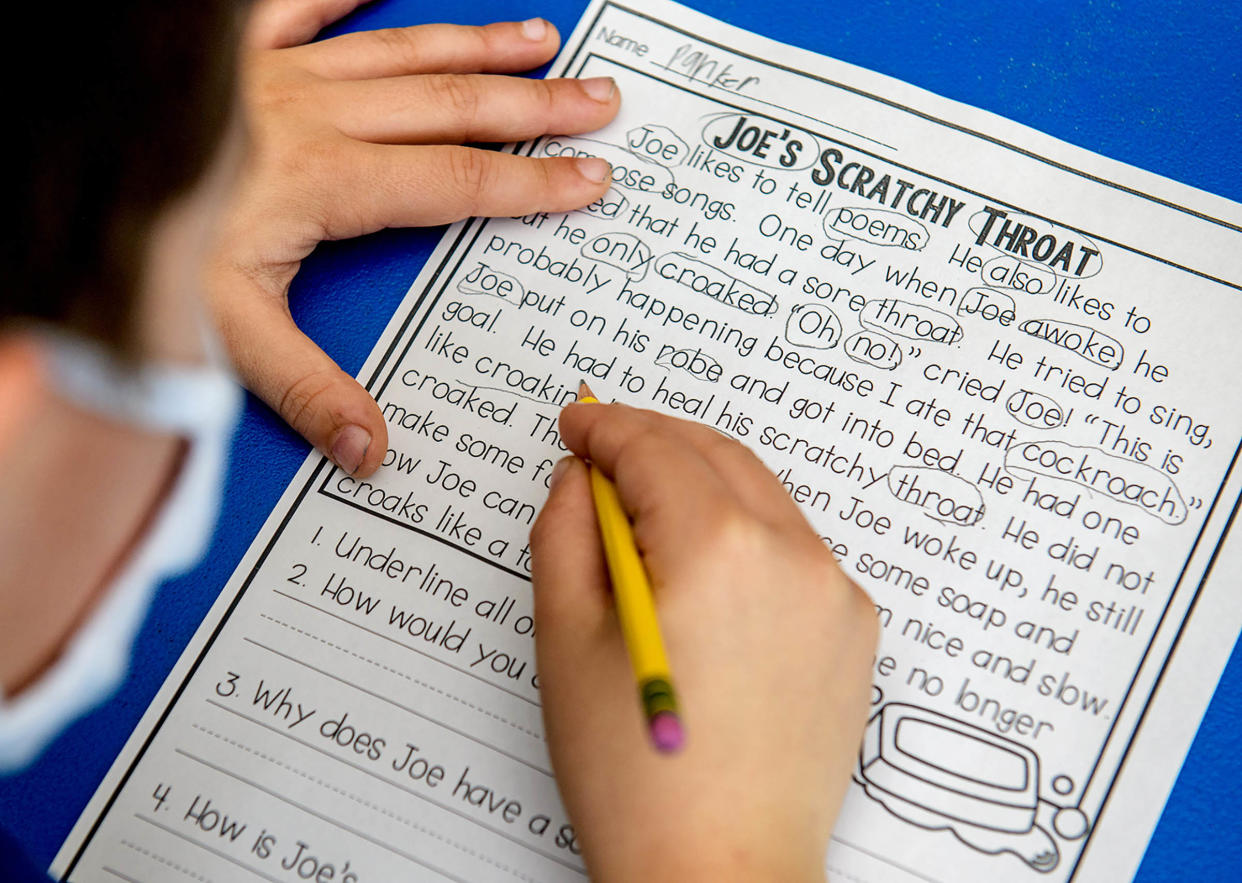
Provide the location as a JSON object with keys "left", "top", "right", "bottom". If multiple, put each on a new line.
{"left": 0, "top": 333, "right": 241, "bottom": 771}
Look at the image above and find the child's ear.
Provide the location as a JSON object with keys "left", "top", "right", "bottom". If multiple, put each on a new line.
{"left": 0, "top": 333, "right": 50, "bottom": 457}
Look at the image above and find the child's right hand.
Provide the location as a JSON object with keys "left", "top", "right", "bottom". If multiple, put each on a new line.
{"left": 530, "top": 402, "right": 879, "bottom": 882}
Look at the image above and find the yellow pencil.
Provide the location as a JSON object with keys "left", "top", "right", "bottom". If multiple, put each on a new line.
{"left": 577, "top": 381, "right": 684, "bottom": 752}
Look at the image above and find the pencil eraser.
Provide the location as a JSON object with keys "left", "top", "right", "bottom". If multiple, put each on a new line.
{"left": 649, "top": 711, "right": 684, "bottom": 753}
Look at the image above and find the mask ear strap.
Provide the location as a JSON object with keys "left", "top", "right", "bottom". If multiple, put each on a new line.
{"left": 37, "top": 329, "right": 239, "bottom": 436}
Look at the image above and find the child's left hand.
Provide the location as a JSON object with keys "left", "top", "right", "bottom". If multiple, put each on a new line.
{"left": 207, "top": 0, "right": 621, "bottom": 476}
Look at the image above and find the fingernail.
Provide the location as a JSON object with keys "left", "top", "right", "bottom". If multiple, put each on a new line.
{"left": 521, "top": 17, "right": 547, "bottom": 40}
{"left": 549, "top": 456, "right": 574, "bottom": 489}
{"left": 579, "top": 76, "right": 616, "bottom": 102}
{"left": 331, "top": 424, "right": 371, "bottom": 475}
{"left": 576, "top": 157, "right": 610, "bottom": 183}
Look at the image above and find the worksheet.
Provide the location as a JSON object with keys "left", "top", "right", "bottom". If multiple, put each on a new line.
{"left": 55, "top": 0, "right": 1242, "bottom": 880}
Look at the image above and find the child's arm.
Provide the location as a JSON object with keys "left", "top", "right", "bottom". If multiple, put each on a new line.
{"left": 530, "top": 402, "right": 879, "bottom": 883}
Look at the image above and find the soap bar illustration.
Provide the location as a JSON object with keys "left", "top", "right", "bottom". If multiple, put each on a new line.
{"left": 855, "top": 702, "right": 1089, "bottom": 872}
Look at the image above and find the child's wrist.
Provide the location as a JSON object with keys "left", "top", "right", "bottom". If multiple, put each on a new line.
{"left": 587, "top": 833, "right": 827, "bottom": 883}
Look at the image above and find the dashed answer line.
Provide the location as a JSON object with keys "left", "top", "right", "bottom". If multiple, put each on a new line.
{"left": 190, "top": 723, "right": 542, "bottom": 883}
{"left": 198, "top": 701, "right": 577, "bottom": 873}
{"left": 258, "top": 613, "right": 543, "bottom": 740}
{"left": 134, "top": 813, "right": 287, "bottom": 883}
{"left": 178, "top": 744, "right": 583, "bottom": 877}
{"left": 102, "top": 868, "right": 142, "bottom": 883}
{"left": 271, "top": 588, "right": 539, "bottom": 707}
{"left": 239, "top": 635, "right": 553, "bottom": 777}
{"left": 201, "top": 698, "right": 578, "bottom": 874}
{"left": 825, "top": 866, "right": 876, "bottom": 883}
{"left": 120, "top": 839, "right": 214, "bottom": 883}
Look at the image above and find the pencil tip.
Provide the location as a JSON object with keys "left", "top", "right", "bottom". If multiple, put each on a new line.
{"left": 578, "top": 380, "right": 596, "bottom": 401}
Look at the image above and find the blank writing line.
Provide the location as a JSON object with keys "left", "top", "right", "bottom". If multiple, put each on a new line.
{"left": 190, "top": 722, "right": 541, "bottom": 883}
{"left": 258, "top": 613, "right": 543, "bottom": 740}
{"left": 646, "top": 59, "right": 896, "bottom": 150}
{"left": 201, "top": 700, "right": 582, "bottom": 873}
{"left": 733, "top": 89, "right": 898, "bottom": 151}
{"left": 831, "top": 835, "right": 942, "bottom": 883}
{"left": 121, "top": 838, "right": 214, "bottom": 883}
{"left": 241, "top": 636, "right": 552, "bottom": 776}
{"left": 180, "top": 744, "right": 582, "bottom": 877}
{"left": 134, "top": 813, "right": 285, "bottom": 883}
{"left": 271, "top": 588, "right": 539, "bottom": 707}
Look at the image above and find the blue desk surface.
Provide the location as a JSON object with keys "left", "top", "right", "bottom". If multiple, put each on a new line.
{"left": 2, "top": 1, "right": 1239, "bottom": 879}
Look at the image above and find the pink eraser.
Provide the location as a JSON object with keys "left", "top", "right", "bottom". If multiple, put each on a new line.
{"left": 649, "top": 711, "right": 684, "bottom": 753}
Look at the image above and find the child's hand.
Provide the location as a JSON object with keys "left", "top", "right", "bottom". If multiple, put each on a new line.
{"left": 530, "top": 403, "right": 879, "bottom": 883}
{"left": 208, "top": 0, "right": 619, "bottom": 476}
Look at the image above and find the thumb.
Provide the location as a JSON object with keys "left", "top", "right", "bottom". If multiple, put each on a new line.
{"left": 530, "top": 457, "right": 626, "bottom": 751}
{"left": 530, "top": 457, "right": 612, "bottom": 659}
{"left": 214, "top": 281, "right": 388, "bottom": 477}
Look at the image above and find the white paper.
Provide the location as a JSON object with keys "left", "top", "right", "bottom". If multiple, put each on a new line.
{"left": 54, "top": 1, "right": 1242, "bottom": 880}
